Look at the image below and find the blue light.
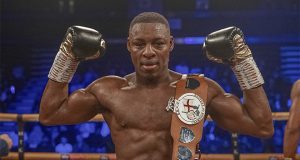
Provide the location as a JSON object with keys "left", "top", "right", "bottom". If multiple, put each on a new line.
{"left": 175, "top": 37, "right": 205, "bottom": 45}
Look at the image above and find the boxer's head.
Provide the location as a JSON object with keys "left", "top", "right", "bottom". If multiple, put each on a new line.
{"left": 128, "top": 12, "right": 170, "bottom": 36}
{"left": 127, "top": 12, "right": 174, "bottom": 80}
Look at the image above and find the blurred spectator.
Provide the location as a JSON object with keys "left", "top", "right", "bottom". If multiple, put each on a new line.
{"left": 49, "top": 127, "right": 60, "bottom": 147}
{"left": 0, "top": 83, "right": 9, "bottom": 112}
{"left": 83, "top": 67, "right": 97, "bottom": 86}
{"left": 11, "top": 65, "right": 26, "bottom": 91}
{"left": 36, "top": 136, "right": 54, "bottom": 152}
{"left": 77, "top": 123, "right": 96, "bottom": 139}
{"left": 7, "top": 131, "right": 20, "bottom": 149}
{"left": 175, "top": 62, "right": 189, "bottom": 74}
{"left": 0, "top": 80, "right": 16, "bottom": 112}
{"left": 27, "top": 125, "right": 44, "bottom": 151}
{"left": 73, "top": 135, "right": 90, "bottom": 152}
{"left": 55, "top": 137, "right": 73, "bottom": 153}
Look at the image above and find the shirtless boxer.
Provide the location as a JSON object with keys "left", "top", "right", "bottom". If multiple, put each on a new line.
{"left": 284, "top": 80, "right": 300, "bottom": 159}
{"left": 39, "top": 12, "right": 274, "bottom": 160}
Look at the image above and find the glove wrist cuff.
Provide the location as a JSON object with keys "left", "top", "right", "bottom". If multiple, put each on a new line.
{"left": 0, "top": 139, "right": 9, "bottom": 156}
{"left": 48, "top": 50, "right": 79, "bottom": 83}
{"left": 231, "top": 57, "right": 264, "bottom": 90}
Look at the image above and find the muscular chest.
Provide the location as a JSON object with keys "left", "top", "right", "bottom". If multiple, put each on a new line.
{"left": 109, "top": 87, "right": 174, "bottom": 130}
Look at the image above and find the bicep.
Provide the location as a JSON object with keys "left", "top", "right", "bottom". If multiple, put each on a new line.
{"left": 208, "top": 93, "right": 253, "bottom": 133}
{"left": 50, "top": 89, "right": 100, "bottom": 124}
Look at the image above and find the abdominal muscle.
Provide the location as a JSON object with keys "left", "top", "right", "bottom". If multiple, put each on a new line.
{"left": 112, "top": 128, "right": 173, "bottom": 160}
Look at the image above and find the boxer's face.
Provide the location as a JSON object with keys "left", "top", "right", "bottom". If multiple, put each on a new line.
{"left": 127, "top": 23, "right": 174, "bottom": 79}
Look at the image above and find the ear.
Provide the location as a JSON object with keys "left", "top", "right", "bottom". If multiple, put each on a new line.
{"left": 127, "top": 37, "right": 131, "bottom": 53}
{"left": 169, "top": 36, "right": 174, "bottom": 52}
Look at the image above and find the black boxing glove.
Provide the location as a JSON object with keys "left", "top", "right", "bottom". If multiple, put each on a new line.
{"left": 203, "top": 26, "right": 251, "bottom": 65}
{"left": 62, "top": 26, "right": 106, "bottom": 59}
{"left": 48, "top": 26, "right": 106, "bottom": 83}
{"left": 203, "top": 26, "right": 264, "bottom": 90}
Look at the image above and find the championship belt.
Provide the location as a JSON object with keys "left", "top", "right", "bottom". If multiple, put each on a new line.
{"left": 166, "top": 74, "right": 208, "bottom": 160}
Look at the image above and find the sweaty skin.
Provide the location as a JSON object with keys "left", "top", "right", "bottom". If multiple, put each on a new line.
{"left": 284, "top": 80, "right": 300, "bottom": 159}
{"left": 39, "top": 23, "right": 273, "bottom": 160}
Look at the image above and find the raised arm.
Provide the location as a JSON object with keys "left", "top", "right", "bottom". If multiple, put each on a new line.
{"left": 39, "top": 26, "right": 106, "bottom": 125}
{"left": 206, "top": 79, "right": 273, "bottom": 138}
{"left": 203, "top": 26, "right": 274, "bottom": 138}
{"left": 284, "top": 80, "right": 300, "bottom": 159}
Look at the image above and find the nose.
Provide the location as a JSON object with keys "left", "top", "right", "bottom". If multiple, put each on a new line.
{"left": 143, "top": 44, "right": 156, "bottom": 58}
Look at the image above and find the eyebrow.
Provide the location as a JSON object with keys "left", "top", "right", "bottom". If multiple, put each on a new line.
{"left": 131, "top": 37, "right": 168, "bottom": 42}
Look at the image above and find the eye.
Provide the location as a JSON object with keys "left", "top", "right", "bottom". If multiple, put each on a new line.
{"left": 132, "top": 42, "right": 145, "bottom": 49}
{"left": 156, "top": 42, "right": 164, "bottom": 45}
{"left": 154, "top": 41, "right": 166, "bottom": 49}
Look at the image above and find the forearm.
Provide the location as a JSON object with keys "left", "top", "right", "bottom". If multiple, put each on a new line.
{"left": 284, "top": 126, "right": 300, "bottom": 158}
{"left": 232, "top": 56, "right": 273, "bottom": 136}
{"left": 39, "top": 80, "right": 69, "bottom": 123}
{"left": 242, "top": 86, "right": 274, "bottom": 137}
{"left": 230, "top": 39, "right": 273, "bottom": 136}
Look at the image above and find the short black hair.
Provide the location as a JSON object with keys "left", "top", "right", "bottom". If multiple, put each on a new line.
{"left": 129, "top": 12, "right": 170, "bottom": 34}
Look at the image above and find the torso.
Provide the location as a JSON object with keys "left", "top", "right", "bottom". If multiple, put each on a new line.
{"left": 89, "top": 71, "right": 217, "bottom": 160}
{"left": 90, "top": 71, "right": 181, "bottom": 160}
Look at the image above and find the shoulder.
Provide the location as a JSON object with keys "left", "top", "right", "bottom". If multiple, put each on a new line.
{"left": 169, "top": 70, "right": 183, "bottom": 80}
{"left": 291, "top": 79, "right": 300, "bottom": 99}
{"left": 204, "top": 77, "right": 225, "bottom": 94}
{"left": 292, "top": 79, "right": 300, "bottom": 89}
{"left": 124, "top": 72, "right": 136, "bottom": 83}
{"left": 86, "top": 75, "right": 129, "bottom": 92}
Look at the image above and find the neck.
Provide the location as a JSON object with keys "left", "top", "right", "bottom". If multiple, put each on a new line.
{"left": 135, "top": 70, "right": 172, "bottom": 88}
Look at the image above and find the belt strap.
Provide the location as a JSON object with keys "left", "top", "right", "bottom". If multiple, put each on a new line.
{"left": 170, "top": 74, "right": 208, "bottom": 160}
